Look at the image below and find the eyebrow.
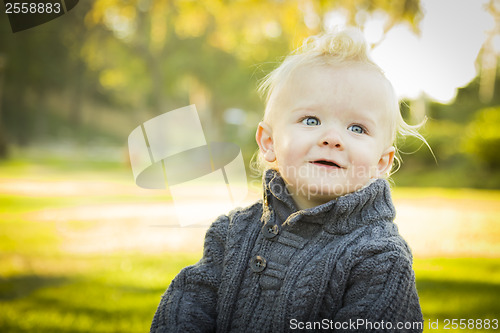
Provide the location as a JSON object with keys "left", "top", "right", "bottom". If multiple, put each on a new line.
{"left": 290, "top": 106, "right": 320, "bottom": 114}
{"left": 353, "top": 113, "right": 377, "bottom": 128}
{"left": 292, "top": 106, "right": 341, "bottom": 119}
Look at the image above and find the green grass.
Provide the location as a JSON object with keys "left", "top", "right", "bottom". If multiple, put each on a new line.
{"left": 1, "top": 157, "right": 499, "bottom": 332}
{"left": 0, "top": 150, "right": 128, "bottom": 179}
{"left": 1, "top": 250, "right": 498, "bottom": 332}
{"left": 0, "top": 252, "right": 200, "bottom": 333}
{"left": 392, "top": 186, "right": 500, "bottom": 202}
{"left": 415, "top": 258, "right": 500, "bottom": 332}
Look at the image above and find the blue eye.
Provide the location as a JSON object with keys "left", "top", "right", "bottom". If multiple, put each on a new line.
{"left": 348, "top": 124, "right": 365, "bottom": 134}
{"left": 301, "top": 117, "right": 320, "bottom": 126}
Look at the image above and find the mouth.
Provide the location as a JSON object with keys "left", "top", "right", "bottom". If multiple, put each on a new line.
{"left": 310, "top": 160, "right": 344, "bottom": 169}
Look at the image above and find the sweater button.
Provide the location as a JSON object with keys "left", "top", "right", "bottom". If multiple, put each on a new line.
{"left": 262, "top": 223, "right": 279, "bottom": 239}
{"left": 250, "top": 256, "right": 267, "bottom": 273}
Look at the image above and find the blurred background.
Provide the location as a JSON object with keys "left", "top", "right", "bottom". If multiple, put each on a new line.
{"left": 0, "top": 0, "right": 499, "bottom": 332}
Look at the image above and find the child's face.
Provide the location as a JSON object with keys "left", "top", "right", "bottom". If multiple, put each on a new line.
{"left": 257, "top": 63, "right": 395, "bottom": 209}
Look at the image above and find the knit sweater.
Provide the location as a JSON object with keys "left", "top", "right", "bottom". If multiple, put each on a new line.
{"left": 151, "top": 169, "right": 423, "bottom": 332}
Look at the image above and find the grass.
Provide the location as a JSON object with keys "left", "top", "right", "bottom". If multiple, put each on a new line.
{"left": 0, "top": 251, "right": 199, "bottom": 333}
{"left": 415, "top": 258, "right": 500, "bottom": 331}
{"left": 1, "top": 155, "right": 499, "bottom": 332}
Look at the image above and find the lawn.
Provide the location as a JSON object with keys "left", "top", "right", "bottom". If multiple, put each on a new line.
{"left": 0, "top": 156, "right": 499, "bottom": 332}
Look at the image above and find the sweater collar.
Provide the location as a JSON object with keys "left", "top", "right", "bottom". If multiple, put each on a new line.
{"left": 261, "top": 169, "right": 395, "bottom": 235}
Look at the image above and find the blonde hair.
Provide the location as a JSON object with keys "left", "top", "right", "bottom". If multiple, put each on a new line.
{"left": 253, "top": 27, "right": 430, "bottom": 176}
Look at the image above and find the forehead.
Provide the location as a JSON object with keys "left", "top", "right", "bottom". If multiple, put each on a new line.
{"left": 266, "top": 62, "right": 397, "bottom": 127}
{"left": 284, "top": 63, "right": 390, "bottom": 102}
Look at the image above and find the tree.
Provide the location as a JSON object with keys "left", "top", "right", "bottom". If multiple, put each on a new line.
{"left": 82, "top": 0, "right": 422, "bottom": 140}
{"left": 478, "top": 0, "right": 500, "bottom": 103}
{"left": 0, "top": 0, "right": 423, "bottom": 154}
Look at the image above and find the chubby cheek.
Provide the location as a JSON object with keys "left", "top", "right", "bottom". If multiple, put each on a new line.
{"left": 350, "top": 164, "right": 379, "bottom": 181}
{"left": 349, "top": 150, "right": 382, "bottom": 180}
{"left": 275, "top": 135, "right": 302, "bottom": 165}
{"left": 276, "top": 150, "right": 302, "bottom": 178}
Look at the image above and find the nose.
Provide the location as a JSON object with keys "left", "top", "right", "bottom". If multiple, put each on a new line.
{"left": 319, "top": 128, "right": 344, "bottom": 150}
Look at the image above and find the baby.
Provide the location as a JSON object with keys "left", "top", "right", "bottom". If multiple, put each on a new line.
{"left": 151, "top": 28, "right": 424, "bottom": 332}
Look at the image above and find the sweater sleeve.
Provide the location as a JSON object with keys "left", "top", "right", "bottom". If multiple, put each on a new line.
{"left": 150, "top": 214, "right": 229, "bottom": 333}
{"left": 333, "top": 239, "right": 424, "bottom": 333}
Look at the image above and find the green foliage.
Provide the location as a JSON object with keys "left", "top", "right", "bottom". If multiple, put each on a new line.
{"left": 1, "top": 0, "right": 498, "bottom": 190}
{"left": 464, "top": 106, "right": 500, "bottom": 169}
{"left": 392, "top": 74, "right": 500, "bottom": 189}
{"left": 0, "top": 0, "right": 422, "bottom": 151}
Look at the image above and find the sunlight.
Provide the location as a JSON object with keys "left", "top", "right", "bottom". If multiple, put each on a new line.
{"left": 371, "top": 0, "right": 494, "bottom": 102}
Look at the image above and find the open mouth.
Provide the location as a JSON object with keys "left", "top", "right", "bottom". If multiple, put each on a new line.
{"left": 311, "top": 160, "right": 343, "bottom": 168}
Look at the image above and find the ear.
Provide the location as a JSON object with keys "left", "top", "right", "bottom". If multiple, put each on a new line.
{"left": 255, "top": 122, "right": 276, "bottom": 162}
{"left": 376, "top": 146, "right": 395, "bottom": 177}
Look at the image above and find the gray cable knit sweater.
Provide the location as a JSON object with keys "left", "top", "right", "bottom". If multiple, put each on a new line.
{"left": 151, "top": 170, "right": 423, "bottom": 332}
